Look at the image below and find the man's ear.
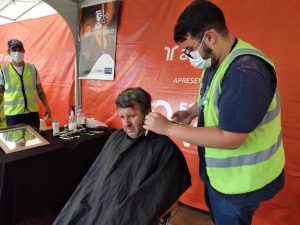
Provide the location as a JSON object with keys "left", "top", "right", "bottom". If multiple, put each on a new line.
{"left": 205, "top": 29, "right": 217, "bottom": 47}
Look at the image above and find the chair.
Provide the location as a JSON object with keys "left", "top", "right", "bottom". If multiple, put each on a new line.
{"left": 159, "top": 202, "right": 178, "bottom": 225}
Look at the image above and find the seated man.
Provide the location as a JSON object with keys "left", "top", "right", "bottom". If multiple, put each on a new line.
{"left": 53, "top": 87, "right": 191, "bottom": 225}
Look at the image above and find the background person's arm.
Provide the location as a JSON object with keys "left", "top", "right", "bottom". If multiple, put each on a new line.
{"left": 36, "top": 84, "right": 51, "bottom": 118}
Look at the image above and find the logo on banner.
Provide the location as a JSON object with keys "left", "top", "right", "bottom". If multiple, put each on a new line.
{"left": 173, "top": 77, "right": 200, "bottom": 84}
{"left": 164, "top": 46, "right": 190, "bottom": 61}
{"left": 104, "top": 67, "right": 112, "bottom": 74}
{"left": 152, "top": 99, "right": 198, "bottom": 153}
{"left": 164, "top": 46, "right": 201, "bottom": 85}
{"left": 95, "top": 9, "right": 109, "bottom": 29}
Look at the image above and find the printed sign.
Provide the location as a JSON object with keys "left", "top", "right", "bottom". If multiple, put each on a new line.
{"left": 79, "top": 1, "right": 120, "bottom": 80}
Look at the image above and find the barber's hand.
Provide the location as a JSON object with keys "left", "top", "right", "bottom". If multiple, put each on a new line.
{"left": 144, "top": 112, "right": 172, "bottom": 136}
{"left": 171, "top": 110, "right": 193, "bottom": 125}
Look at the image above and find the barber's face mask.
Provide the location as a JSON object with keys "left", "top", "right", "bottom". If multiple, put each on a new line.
{"left": 187, "top": 36, "right": 212, "bottom": 69}
{"left": 10, "top": 51, "right": 24, "bottom": 63}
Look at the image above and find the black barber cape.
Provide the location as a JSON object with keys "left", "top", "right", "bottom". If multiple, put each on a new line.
{"left": 53, "top": 130, "right": 191, "bottom": 225}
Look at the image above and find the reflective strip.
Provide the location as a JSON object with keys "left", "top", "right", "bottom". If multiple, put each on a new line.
{"left": 2, "top": 64, "right": 36, "bottom": 91}
{"left": 206, "top": 132, "right": 282, "bottom": 168}
{"left": 4, "top": 98, "right": 38, "bottom": 105}
{"left": 226, "top": 48, "right": 272, "bottom": 67}
{"left": 213, "top": 75, "right": 221, "bottom": 118}
{"left": 212, "top": 48, "right": 278, "bottom": 125}
{"left": 200, "top": 85, "right": 209, "bottom": 107}
{"left": 212, "top": 85, "right": 280, "bottom": 127}
{"left": 5, "top": 85, "right": 36, "bottom": 93}
{"left": 6, "top": 132, "right": 14, "bottom": 141}
{"left": 1, "top": 64, "right": 13, "bottom": 90}
{"left": 27, "top": 64, "right": 37, "bottom": 83}
{"left": 258, "top": 90, "right": 280, "bottom": 126}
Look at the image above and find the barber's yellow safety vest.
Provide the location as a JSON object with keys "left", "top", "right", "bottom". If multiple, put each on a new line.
{"left": 199, "top": 39, "right": 285, "bottom": 194}
{"left": 1, "top": 63, "right": 39, "bottom": 115}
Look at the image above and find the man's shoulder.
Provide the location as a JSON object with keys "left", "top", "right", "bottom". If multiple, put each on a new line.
{"left": 149, "top": 132, "right": 180, "bottom": 150}
{"left": 25, "top": 63, "right": 36, "bottom": 70}
{"left": 106, "top": 130, "right": 180, "bottom": 151}
{"left": 230, "top": 54, "right": 274, "bottom": 73}
{"left": 149, "top": 131, "right": 170, "bottom": 141}
{"left": 109, "top": 129, "right": 124, "bottom": 139}
{"left": 0, "top": 63, "right": 9, "bottom": 69}
{"left": 224, "top": 54, "right": 275, "bottom": 86}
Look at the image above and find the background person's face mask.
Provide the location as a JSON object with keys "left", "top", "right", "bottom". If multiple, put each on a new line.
{"left": 10, "top": 52, "right": 24, "bottom": 63}
{"left": 188, "top": 36, "right": 212, "bottom": 69}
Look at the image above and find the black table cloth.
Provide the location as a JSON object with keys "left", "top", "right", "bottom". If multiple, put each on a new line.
{"left": 0, "top": 127, "right": 113, "bottom": 225}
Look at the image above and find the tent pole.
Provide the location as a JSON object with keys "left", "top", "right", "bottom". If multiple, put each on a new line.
{"left": 74, "top": 0, "right": 81, "bottom": 113}
{"left": 0, "top": 1, "right": 11, "bottom": 12}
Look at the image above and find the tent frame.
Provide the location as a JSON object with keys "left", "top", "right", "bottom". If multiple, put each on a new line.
{"left": 0, "top": 0, "right": 43, "bottom": 22}
{"left": 1, "top": 0, "right": 113, "bottom": 113}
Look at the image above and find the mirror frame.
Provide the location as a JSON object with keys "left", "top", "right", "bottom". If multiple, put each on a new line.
{"left": 0, "top": 125, "right": 49, "bottom": 154}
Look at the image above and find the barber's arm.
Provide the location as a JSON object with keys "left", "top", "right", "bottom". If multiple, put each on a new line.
{"left": 36, "top": 84, "right": 51, "bottom": 118}
{"left": 144, "top": 112, "right": 248, "bottom": 149}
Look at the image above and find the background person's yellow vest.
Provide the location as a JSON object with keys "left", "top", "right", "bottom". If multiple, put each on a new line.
{"left": 199, "top": 39, "right": 285, "bottom": 194}
{"left": 1, "top": 63, "right": 39, "bottom": 116}
{"left": 4, "top": 129, "right": 36, "bottom": 142}
{"left": 0, "top": 104, "right": 6, "bottom": 128}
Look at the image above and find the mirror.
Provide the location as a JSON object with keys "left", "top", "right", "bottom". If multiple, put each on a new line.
{"left": 0, "top": 125, "right": 49, "bottom": 154}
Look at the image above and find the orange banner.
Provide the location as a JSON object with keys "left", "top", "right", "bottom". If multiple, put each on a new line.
{"left": 0, "top": 0, "right": 299, "bottom": 224}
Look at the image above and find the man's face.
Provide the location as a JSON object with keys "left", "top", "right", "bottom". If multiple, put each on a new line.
{"left": 182, "top": 34, "right": 212, "bottom": 61}
{"left": 8, "top": 46, "right": 25, "bottom": 54}
{"left": 117, "top": 102, "right": 147, "bottom": 138}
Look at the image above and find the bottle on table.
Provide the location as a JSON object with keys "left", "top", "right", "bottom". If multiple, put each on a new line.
{"left": 81, "top": 116, "right": 86, "bottom": 128}
{"left": 76, "top": 107, "right": 83, "bottom": 129}
{"left": 52, "top": 120, "right": 60, "bottom": 136}
{"left": 68, "top": 111, "right": 77, "bottom": 131}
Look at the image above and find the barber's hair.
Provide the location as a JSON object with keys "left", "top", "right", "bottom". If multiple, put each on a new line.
{"left": 174, "top": 0, "right": 228, "bottom": 43}
{"left": 115, "top": 87, "right": 151, "bottom": 113}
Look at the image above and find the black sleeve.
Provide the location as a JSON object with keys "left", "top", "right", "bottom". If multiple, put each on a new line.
{"left": 218, "top": 55, "right": 276, "bottom": 133}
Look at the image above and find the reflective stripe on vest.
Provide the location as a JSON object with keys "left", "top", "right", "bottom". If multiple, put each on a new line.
{"left": 1, "top": 63, "right": 39, "bottom": 115}
{"left": 201, "top": 39, "right": 285, "bottom": 194}
{"left": 206, "top": 132, "right": 282, "bottom": 168}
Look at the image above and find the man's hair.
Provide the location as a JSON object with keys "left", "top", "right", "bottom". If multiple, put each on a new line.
{"left": 174, "top": 0, "right": 228, "bottom": 43}
{"left": 115, "top": 87, "right": 151, "bottom": 113}
{"left": 7, "top": 39, "right": 24, "bottom": 50}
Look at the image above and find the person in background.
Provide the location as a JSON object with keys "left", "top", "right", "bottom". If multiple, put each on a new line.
{"left": 144, "top": 1, "right": 285, "bottom": 225}
{"left": 0, "top": 39, "right": 51, "bottom": 130}
{"left": 53, "top": 87, "right": 191, "bottom": 225}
